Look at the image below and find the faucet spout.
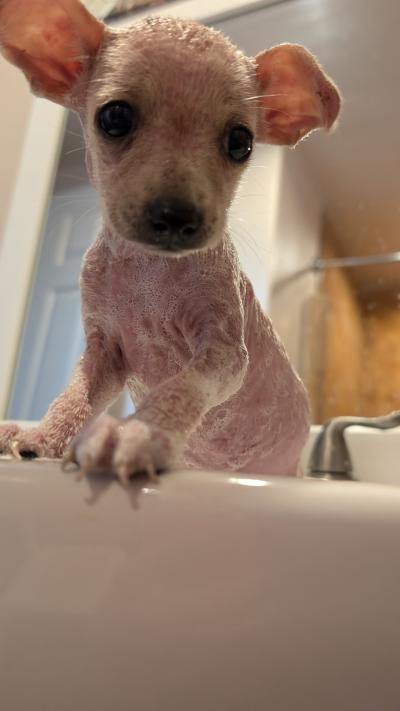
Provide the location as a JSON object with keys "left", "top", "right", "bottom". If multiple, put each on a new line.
{"left": 308, "top": 411, "right": 400, "bottom": 480}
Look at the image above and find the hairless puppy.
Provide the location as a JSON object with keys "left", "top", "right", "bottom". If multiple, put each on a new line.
{"left": 0, "top": 0, "right": 340, "bottom": 485}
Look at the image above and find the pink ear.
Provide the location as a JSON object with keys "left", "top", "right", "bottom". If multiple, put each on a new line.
{"left": 255, "top": 43, "right": 341, "bottom": 146}
{"left": 0, "top": 0, "right": 104, "bottom": 104}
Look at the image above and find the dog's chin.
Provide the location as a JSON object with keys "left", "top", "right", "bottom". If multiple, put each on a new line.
{"left": 120, "top": 229, "right": 222, "bottom": 259}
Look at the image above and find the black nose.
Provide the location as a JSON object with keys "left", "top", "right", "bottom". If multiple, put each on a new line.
{"left": 146, "top": 199, "right": 203, "bottom": 250}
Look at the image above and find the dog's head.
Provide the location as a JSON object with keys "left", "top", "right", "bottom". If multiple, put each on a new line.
{"left": 0, "top": 0, "right": 341, "bottom": 256}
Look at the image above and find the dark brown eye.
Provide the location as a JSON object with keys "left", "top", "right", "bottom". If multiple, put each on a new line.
{"left": 97, "top": 101, "right": 136, "bottom": 138}
{"left": 224, "top": 125, "right": 253, "bottom": 162}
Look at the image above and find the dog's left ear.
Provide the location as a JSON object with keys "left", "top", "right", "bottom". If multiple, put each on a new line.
{"left": 255, "top": 43, "right": 341, "bottom": 146}
{"left": 0, "top": 0, "right": 105, "bottom": 106}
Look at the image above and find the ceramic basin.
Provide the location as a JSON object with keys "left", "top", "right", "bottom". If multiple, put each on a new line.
{"left": 0, "top": 458, "right": 400, "bottom": 711}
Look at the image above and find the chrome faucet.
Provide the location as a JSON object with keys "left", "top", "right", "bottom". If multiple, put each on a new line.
{"left": 308, "top": 411, "right": 400, "bottom": 480}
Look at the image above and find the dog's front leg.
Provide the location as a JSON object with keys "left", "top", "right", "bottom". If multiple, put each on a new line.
{"left": 67, "top": 297, "right": 249, "bottom": 484}
{"left": 135, "top": 342, "right": 249, "bottom": 445}
{"left": 2, "top": 328, "right": 126, "bottom": 459}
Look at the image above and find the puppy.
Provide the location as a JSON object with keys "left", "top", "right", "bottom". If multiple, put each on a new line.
{"left": 0, "top": 0, "right": 340, "bottom": 484}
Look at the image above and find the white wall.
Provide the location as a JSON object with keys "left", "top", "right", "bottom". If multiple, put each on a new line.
{"left": 270, "top": 149, "right": 322, "bottom": 372}
{"left": 230, "top": 144, "right": 322, "bottom": 372}
{"left": 229, "top": 144, "right": 283, "bottom": 309}
{"left": 0, "top": 60, "right": 33, "bottom": 248}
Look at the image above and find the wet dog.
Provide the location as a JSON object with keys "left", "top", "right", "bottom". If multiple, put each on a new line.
{"left": 0, "top": 0, "right": 340, "bottom": 484}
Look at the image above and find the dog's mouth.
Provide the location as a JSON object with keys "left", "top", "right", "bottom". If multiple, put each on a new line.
{"left": 107, "top": 196, "right": 222, "bottom": 257}
{"left": 131, "top": 226, "right": 216, "bottom": 257}
{"left": 119, "top": 198, "right": 220, "bottom": 256}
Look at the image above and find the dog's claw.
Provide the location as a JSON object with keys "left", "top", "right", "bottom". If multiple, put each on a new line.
{"left": 145, "top": 458, "right": 158, "bottom": 482}
{"left": 65, "top": 417, "right": 172, "bottom": 486}
{"left": 77, "top": 451, "right": 97, "bottom": 478}
{"left": 114, "top": 460, "right": 131, "bottom": 488}
{"left": 61, "top": 449, "right": 78, "bottom": 472}
{"left": 62, "top": 448, "right": 82, "bottom": 479}
{"left": 76, "top": 466, "right": 88, "bottom": 482}
{"left": 10, "top": 440, "right": 22, "bottom": 460}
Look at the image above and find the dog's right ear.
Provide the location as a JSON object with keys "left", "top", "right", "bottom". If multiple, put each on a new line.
{"left": 0, "top": 0, "right": 105, "bottom": 106}
{"left": 255, "top": 44, "right": 341, "bottom": 146}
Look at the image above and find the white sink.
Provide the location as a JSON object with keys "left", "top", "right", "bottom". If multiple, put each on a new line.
{"left": 1, "top": 459, "right": 400, "bottom": 711}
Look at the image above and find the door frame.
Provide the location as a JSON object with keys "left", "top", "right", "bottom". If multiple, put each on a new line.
{"left": 0, "top": 101, "right": 66, "bottom": 417}
{"left": 0, "top": 0, "right": 284, "bottom": 417}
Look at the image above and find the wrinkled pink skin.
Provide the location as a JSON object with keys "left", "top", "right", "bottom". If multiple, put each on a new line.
{"left": 0, "top": 13, "right": 340, "bottom": 483}
{"left": 78, "top": 233, "right": 310, "bottom": 477}
{"left": 1, "top": 232, "right": 309, "bottom": 480}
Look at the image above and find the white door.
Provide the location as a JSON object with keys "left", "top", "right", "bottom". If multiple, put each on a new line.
{"left": 7, "top": 114, "right": 100, "bottom": 420}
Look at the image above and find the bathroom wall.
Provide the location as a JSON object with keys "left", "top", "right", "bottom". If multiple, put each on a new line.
{"left": 268, "top": 148, "right": 322, "bottom": 373}
{"left": 313, "top": 235, "right": 364, "bottom": 422}
{"left": 231, "top": 143, "right": 323, "bottom": 376}
{"left": 0, "top": 60, "right": 33, "bottom": 248}
{"left": 305, "top": 225, "right": 400, "bottom": 423}
{"left": 360, "top": 295, "right": 400, "bottom": 417}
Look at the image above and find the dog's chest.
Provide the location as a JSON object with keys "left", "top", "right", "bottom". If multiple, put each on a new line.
{"left": 117, "top": 303, "right": 192, "bottom": 384}
{"left": 83, "top": 247, "right": 192, "bottom": 384}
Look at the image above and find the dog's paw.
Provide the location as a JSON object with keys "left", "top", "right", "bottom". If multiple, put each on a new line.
{"left": 64, "top": 415, "right": 175, "bottom": 486}
{"left": 112, "top": 419, "right": 173, "bottom": 485}
{"left": 6, "top": 427, "right": 63, "bottom": 459}
{"left": 0, "top": 423, "right": 22, "bottom": 455}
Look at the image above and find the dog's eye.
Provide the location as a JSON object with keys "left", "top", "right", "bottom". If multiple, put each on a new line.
{"left": 97, "top": 101, "right": 136, "bottom": 138}
{"left": 225, "top": 125, "right": 253, "bottom": 162}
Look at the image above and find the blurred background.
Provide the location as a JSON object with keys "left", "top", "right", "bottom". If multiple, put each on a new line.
{"left": 0, "top": 0, "right": 399, "bottom": 423}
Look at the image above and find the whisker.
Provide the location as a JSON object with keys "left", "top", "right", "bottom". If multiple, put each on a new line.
{"left": 229, "top": 226, "right": 248, "bottom": 253}
{"left": 230, "top": 225, "right": 262, "bottom": 262}
{"left": 58, "top": 173, "right": 91, "bottom": 183}
{"left": 242, "top": 93, "right": 288, "bottom": 102}
{"left": 71, "top": 205, "right": 99, "bottom": 229}
{"left": 230, "top": 218, "right": 268, "bottom": 260}
{"left": 50, "top": 200, "right": 95, "bottom": 211}
{"left": 52, "top": 194, "right": 94, "bottom": 200}
{"left": 246, "top": 165, "right": 270, "bottom": 170}
{"left": 262, "top": 106, "right": 316, "bottom": 121}
{"left": 64, "top": 146, "right": 86, "bottom": 156}
{"left": 233, "top": 193, "right": 267, "bottom": 200}
{"left": 64, "top": 129, "right": 84, "bottom": 139}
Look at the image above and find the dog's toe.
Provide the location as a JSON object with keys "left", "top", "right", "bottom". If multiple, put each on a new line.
{"left": 69, "top": 415, "right": 121, "bottom": 476}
